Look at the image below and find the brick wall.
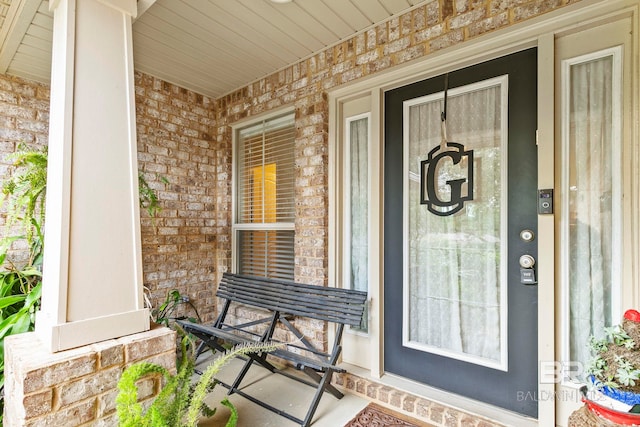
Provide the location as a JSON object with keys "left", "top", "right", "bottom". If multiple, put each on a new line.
{"left": 134, "top": 72, "right": 218, "bottom": 323}
{"left": 0, "top": 75, "right": 49, "bottom": 266}
{"left": 4, "top": 328, "right": 176, "bottom": 426}
{"left": 0, "top": 72, "right": 219, "bottom": 324}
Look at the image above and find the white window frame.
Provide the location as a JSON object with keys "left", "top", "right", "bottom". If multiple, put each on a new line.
{"left": 231, "top": 108, "right": 296, "bottom": 276}
{"left": 560, "top": 46, "right": 624, "bottom": 385}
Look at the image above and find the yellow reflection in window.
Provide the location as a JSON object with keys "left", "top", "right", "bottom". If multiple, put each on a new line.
{"left": 252, "top": 163, "right": 276, "bottom": 223}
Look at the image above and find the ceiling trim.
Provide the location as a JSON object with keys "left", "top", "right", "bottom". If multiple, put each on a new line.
{"left": 0, "top": 0, "right": 41, "bottom": 73}
{"left": 135, "top": 0, "right": 157, "bottom": 21}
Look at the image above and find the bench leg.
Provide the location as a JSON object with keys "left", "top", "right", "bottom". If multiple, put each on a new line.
{"left": 303, "top": 367, "right": 344, "bottom": 399}
{"left": 195, "top": 340, "right": 211, "bottom": 359}
{"left": 227, "top": 357, "right": 253, "bottom": 395}
{"left": 199, "top": 336, "right": 228, "bottom": 355}
{"left": 228, "top": 352, "right": 278, "bottom": 395}
{"left": 301, "top": 368, "right": 338, "bottom": 427}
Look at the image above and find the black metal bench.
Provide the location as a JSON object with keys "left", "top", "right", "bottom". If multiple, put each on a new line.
{"left": 178, "top": 272, "right": 367, "bottom": 427}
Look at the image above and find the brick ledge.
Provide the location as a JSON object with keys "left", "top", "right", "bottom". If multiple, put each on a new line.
{"left": 333, "top": 368, "right": 524, "bottom": 427}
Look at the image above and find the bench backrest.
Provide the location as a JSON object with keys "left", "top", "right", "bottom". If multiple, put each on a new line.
{"left": 217, "top": 273, "right": 367, "bottom": 327}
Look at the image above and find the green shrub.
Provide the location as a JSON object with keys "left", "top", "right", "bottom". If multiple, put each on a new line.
{"left": 116, "top": 336, "right": 278, "bottom": 427}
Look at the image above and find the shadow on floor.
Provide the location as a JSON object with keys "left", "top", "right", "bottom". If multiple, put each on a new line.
{"left": 195, "top": 352, "right": 369, "bottom": 427}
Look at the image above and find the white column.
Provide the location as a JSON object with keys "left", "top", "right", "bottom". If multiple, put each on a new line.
{"left": 36, "top": 0, "right": 149, "bottom": 352}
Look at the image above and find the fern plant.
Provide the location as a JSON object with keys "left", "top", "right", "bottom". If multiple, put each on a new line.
{"left": 116, "top": 336, "right": 279, "bottom": 427}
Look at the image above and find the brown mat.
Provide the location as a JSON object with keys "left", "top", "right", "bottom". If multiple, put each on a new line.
{"left": 344, "top": 403, "right": 435, "bottom": 427}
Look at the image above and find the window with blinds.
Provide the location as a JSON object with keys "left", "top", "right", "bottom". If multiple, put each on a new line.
{"left": 234, "top": 113, "right": 295, "bottom": 280}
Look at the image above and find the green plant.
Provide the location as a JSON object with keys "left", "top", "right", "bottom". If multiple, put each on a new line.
{"left": 0, "top": 145, "right": 167, "bottom": 423}
{"left": 152, "top": 289, "right": 201, "bottom": 327}
{"left": 615, "top": 355, "right": 640, "bottom": 387}
{"left": 116, "top": 335, "right": 278, "bottom": 427}
{"left": 139, "top": 172, "right": 168, "bottom": 219}
{"left": 0, "top": 145, "right": 47, "bottom": 246}
{"left": 587, "top": 323, "right": 640, "bottom": 392}
{"left": 0, "top": 145, "right": 47, "bottom": 421}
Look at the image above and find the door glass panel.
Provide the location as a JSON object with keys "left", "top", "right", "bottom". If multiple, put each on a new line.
{"left": 403, "top": 77, "right": 508, "bottom": 370}
{"left": 563, "top": 47, "right": 622, "bottom": 370}
{"left": 346, "top": 114, "right": 369, "bottom": 332}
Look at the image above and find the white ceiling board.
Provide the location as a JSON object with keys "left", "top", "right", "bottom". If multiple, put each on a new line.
{"left": 11, "top": 51, "right": 48, "bottom": 70}
{"left": 322, "top": 0, "right": 372, "bottom": 29}
{"left": 21, "top": 33, "right": 50, "bottom": 51}
{"left": 237, "top": 0, "right": 337, "bottom": 48}
{"left": 292, "top": 0, "right": 354, "bottom": 39}
{"left": 3, "top": 0, "right": 430, "bottom": 97}
{"left": 350, "top": 0, "right": 391, "bottom": 24}
{"left": 31, "top": 9, "right": 52, "bottom": 28}
{"left": 133, "top": 19, "right": 262, "bottom": 82}
{"left": 133, "top": 53, "right": 227, "bottom": 98}
{"left": 206, "top": 0, "right": 316, "bottom": 58}
{"left": 135, "top": 6, "right": 280, "bottom": 69}
{"left": 25, "top": 22, "right": 51, "bottom": 42}
{"left": 15, "top": 39, "right": 49, "bottom": 58}
{"left": 380, "top": 0, "right": 414, "bottom": 15}
{"left": 8, "top": 52, "right": 50, "bottom": 82}
{"left": 144, "top": 1, "right": 296, "bottom": 65}
{"left": 0, "top": 0, "right": 43, "bottom": 73}
{"left": 132, "top": 35, "right": 253, "bottom": 96}
{"left": 136, "top": 0, "right": 157, "bottom": 19}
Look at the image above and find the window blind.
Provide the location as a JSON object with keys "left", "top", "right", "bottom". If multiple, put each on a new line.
{"left": 235, "top": 113, "right": 295, "bottom": 280}
{"left": 237, "top": 230, "right": 295, "bottom": 280}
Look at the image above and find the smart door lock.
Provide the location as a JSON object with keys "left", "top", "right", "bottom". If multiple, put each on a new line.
{"left": 519, "top": 254, "right": 537, "bottom": 285}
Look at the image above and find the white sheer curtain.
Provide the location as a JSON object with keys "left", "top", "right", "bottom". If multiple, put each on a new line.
{"left": 349, "top": 117, "right": 368, "bottom": 330}
{"left": 568, "top": 55, "right": 616, "bottom": 366}
{"left": 406, "top": 84, "right": 503, "bottom": 365}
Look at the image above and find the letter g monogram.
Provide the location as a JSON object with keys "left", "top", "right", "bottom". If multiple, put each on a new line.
{"left": 420, "top": 142, "right": 474, "bottom": 216}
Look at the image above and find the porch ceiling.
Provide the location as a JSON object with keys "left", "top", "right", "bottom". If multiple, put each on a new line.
{"left": 0, "top": 0, "right": 426, "bottom": 98}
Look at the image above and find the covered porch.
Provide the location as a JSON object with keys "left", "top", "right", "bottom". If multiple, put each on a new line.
{"left": 1, "top": 0, "right": 639, "bottom": 426}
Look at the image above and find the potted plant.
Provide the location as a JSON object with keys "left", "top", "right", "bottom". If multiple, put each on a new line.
{"left": 583, "top": 309, "right": 640, "bottom": 424}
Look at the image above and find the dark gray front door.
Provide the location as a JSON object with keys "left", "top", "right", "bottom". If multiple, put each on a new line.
{"left": 384, "top": 48, "right": 538, "bottom": 417}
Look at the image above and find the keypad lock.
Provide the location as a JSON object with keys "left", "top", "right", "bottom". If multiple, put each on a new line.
{"left": 519, "top": 254, "right": 537, "bottom": 285}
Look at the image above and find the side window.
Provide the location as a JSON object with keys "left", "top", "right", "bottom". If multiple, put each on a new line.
{"left": 233, "top": 113, "right": 295, "bottom": 280}
{"left": 345, "top": 113, "right": 370, "bottom": 332}
{"left": 561, "top": 47, "right": 623, "bottom": 369}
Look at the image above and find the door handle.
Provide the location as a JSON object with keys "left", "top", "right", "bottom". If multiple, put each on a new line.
{"left": 519, "top": 254, "right": 535, "bottom": 269}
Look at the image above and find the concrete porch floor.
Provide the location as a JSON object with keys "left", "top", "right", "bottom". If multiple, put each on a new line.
{"left": 196, "top": 352, "right": 370, "bottom": 427}
{"left": 192, "top": 349, "right": 518, "bottom": 427}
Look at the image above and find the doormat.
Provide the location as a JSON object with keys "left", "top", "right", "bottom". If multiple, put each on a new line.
{"left": 343, "top": 403, "right": 435, "bottom": 427}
